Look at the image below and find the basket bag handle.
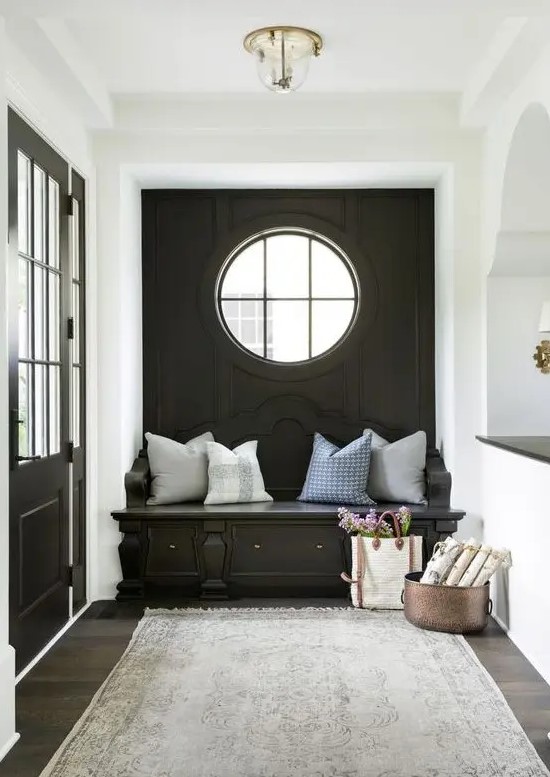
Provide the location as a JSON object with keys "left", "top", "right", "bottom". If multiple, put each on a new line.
{"left": 375, "top": 511, "right": 416, "bottom": 571}
{"left": 340, "top": 511, "right": 416, "bottom": 603}
{"left": 372, "top": 511, "right": 403, "bottom": 550}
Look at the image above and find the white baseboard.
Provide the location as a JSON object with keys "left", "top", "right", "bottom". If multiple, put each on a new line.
{"left": 0, "top": 645, "right": 17, "bottom": 763}
{"left": 0, "top": 732, "right": 20, "bottom": 763}
{"left": 491, "top": 612, "right": 509, "bottom": 633}
{"left": 16, "top": 601, "right": 92, "bottom": 684}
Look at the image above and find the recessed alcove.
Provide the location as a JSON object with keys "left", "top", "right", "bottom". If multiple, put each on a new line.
{"left": 487, "top": 103, "right": 550, "bottom": 435}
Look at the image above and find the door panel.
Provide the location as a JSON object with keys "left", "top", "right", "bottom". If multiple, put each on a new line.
{"left": 19, "top": 494, "right": 63, "bottom": 612}
{"left": 8, "top": 109, "right": 71, "bottom": 671}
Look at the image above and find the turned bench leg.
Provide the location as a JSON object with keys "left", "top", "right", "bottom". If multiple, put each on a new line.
{"left": 201, "top": 521, "right": 229, "bottom": 600}
{"left": 116, "top": 523, "right": 144, "bottom": 601}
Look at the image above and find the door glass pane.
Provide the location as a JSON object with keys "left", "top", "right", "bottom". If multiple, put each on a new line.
{"left": 266, "top": 234, "right": 309, "bottom": 298}
{"left": 33, "top": 165, "right": 46, "bottom": 262}
{"left": 71, "top": 198, "right": 80, "bottom": 280}
{"left": 311, "top": 241, "right": 355, "bottom": 298}
{"left": 34, "top": 364, "right": 47, "bottom": 457}
{"left": 49, "top": 366, "right": 60, "bottom": 454}
{"left": 18, "top": 363, "right": 31, "bottom": 458}
{"left": 48, "top": 178, "right": 60, "bottom": 269}
{"left": 221, "top": 299, "right": 264, "bottom": 357}
{"left": 73, "top": 282, "right": 80, "bottom": 364}
{"left": 48, "top": 272, "right": 60, "bottom": 361}
{"left": 18, "top": 258, "right": 31, "bottom": 359}
{"left": 34, "top": 265, "right": 47, "bottom": 360}
{"left": 72, "top": 366, "right": 80, "bottom": 448}
{"left": 311, "top": 301, "right": 355, "bottom": 357}
{"left": 17, "top": 152, "right": 31, "bottom": 255}
{"left": 267, "top": 301, "right": 309, "bottom": 362}
{"left": 222, "top": 240, "right": 263, "bottom": 297}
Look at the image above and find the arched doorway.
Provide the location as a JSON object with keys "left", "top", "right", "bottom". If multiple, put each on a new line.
{"left": 488, "top": 103, "right": 550, "bottom": 434}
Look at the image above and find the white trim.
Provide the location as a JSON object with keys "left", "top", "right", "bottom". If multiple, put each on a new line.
{"left": 491, "top": 612, "right": 509, "bottom": 633}
{"left": 6, "top": 93, "right": 89, "bottom": 181}
{"left": 15, "top": 602, "right": 92, "bottom": 684}
{"left": 0, "top": 733, "right": 20, "bottom": 763}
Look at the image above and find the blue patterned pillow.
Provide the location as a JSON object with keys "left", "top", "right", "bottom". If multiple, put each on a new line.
{"left": 298, "top": 432, "right": 376, "bottom": 505}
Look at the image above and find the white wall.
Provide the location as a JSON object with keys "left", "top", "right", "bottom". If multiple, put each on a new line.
{"left": 479, "top": 42, "right": 550, "bottom": 684}
{"left": 94, "top": 162, "right": 141, "bottom": 598}
{"left": 482, "top": 444, "right": 550, "bottom": 683}
{"left": 487, "top": 276, "right": 550, "bottom": 435}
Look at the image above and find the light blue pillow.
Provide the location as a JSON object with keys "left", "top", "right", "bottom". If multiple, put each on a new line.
{"left": 298, "top": 432, "right": 376, "bottom": 505}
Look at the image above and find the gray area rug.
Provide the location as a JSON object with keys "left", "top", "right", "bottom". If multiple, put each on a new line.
{"left": 41, "top": 608, "right": 549, "bottom": 777}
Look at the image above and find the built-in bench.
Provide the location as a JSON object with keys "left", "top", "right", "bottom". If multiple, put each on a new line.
{"left": 112, "top": 446, "right": 464, "bottom": 601}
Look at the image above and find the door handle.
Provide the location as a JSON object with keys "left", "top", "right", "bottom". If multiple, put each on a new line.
{"left": 10, "top": 409, "right": 41, "bottom": 467}
{"left": 10, "top": 408, "right": 21, "bottom": 469}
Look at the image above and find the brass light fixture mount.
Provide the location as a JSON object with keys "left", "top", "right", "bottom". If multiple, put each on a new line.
{"left": 243, "top": 26, "right": 323, "bottom": 93}
{"left": 243, "top": 26, "right": 323, "bottom": 56}
{"left": 533, "top": 340, "right": 550, "bottom": 374}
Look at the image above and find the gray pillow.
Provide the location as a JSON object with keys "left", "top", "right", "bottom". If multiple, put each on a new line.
{"left": 145, "top": 431, "right": 214, "bottom": 504}
{"left": 363, "top": 429, "right": 427, "bottom": 504}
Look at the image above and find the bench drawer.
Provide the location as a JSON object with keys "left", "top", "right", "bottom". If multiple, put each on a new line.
{"left": 145, "top": 524, "right": 200, "bottom": 577}
{"left": 229, "top": 523, "right": 345, "bottom": 577}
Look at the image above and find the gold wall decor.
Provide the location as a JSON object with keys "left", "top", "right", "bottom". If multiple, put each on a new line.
{"left": 533, "top": 340, "right": 550, "bottom": 373}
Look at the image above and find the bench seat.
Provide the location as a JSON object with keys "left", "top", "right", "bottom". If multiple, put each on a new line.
{"left": 112, "top": 452, "right": 465, "bottom": 601}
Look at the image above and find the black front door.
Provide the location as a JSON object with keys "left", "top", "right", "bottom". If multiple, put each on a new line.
{"left": 8, "top": 110, "right": 73, "bottom": 671}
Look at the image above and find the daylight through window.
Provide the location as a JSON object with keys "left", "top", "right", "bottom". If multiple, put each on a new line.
{"left": 218, "top": 230, "right": 358, "bottom": 363}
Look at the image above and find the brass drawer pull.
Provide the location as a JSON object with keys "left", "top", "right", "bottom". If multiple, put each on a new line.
{"left": 169, "top": 544, "right": 177, "bottom": 550}
{"left": 316, "top": 543, "right": 324, "bottom": 549}
{"left": 254, "top": 544, "right": 261, "bottom": 549}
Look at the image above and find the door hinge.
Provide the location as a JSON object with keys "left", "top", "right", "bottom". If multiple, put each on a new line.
{"left": 66, "top": 441, "right": 74, "bottom": 463}
{"left": 67, "top": 317, "right": 74, "bottom": 340}
{"left": 67, "top": 195, "right": 74, "bottom": 216}
{"left": 67, "top": 565, "right": 74, "bottom": 586}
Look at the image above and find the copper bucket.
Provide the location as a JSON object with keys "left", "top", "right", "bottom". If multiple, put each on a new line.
{"left": 403, "top": 571, "right": 492, "bottom": 634}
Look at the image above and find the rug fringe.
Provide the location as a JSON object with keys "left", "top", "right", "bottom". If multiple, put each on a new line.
{"left": 144, "top": 606, "right": 363, "bottom": 615}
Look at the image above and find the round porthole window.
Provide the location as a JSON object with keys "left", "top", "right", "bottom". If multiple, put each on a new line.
{"left": 217, "top": 229, "right": 359, "bottom": 363}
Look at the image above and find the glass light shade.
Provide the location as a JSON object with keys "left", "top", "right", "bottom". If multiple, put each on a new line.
{"left": 539, "top": 300, "right": 550, "bottom": 332}
{"left": 244, "top": 28, "right": 322, "bottom": 93}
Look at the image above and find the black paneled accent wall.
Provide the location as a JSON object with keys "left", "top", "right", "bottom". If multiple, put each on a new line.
{"left": 141, "top": 189, "right": 435, "bottom": 500}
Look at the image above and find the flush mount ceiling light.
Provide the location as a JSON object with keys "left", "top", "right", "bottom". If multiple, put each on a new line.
{"left": 243, "top": 26, "right": 323, "bottom": 93}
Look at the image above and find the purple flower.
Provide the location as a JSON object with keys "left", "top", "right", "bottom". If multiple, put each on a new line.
{"left": 338, "top": 505, "right": 412, "bottom": 537}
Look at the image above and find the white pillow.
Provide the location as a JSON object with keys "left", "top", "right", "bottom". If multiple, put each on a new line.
{"left": 146, "top": 431, "right": 214, "bottom": 505}
{"left": 363, "top": 429, "right": 427, "bottom": 505}
{"left": 204, "top": 440, "right": 273, "bottom": 505}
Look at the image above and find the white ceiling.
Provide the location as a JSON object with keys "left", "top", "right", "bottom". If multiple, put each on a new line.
{"left": 4, "top": 0, "right": 550, "bottom": 128}
{"left": 66, "top": 8, "right": 500, "bottom": 95}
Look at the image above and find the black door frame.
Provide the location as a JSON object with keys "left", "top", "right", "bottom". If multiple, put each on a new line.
{"left": 69, "top": 170, "right": 87, "bottom": 613}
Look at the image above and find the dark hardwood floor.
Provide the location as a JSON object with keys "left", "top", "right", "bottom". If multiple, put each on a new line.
{"left": 1, "top": 599, "right": 549, "bottom": 776}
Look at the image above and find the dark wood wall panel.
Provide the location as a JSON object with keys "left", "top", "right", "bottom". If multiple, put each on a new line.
{"left": 142, "top": 189, "right": 435, "bottom": 499}
{"left": 229, "top": 193, "right": 346, "bottom": 231}
{"left": 229, "top": 365, "right": 347, "bottom": 416}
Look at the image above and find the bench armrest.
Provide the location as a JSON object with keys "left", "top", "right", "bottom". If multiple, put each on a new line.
{"left": 425, "top": 449, "right": 451, "bottom": 508}
{"left": 124, "top": 450, "right": 150, "bottom": 507}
